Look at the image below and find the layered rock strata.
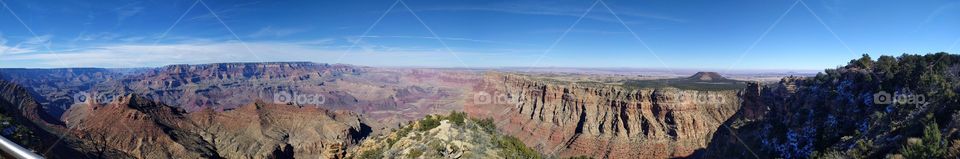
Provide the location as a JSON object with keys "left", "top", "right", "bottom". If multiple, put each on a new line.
{"left": 467, "top": 73, "right": 749, "bottom": 158}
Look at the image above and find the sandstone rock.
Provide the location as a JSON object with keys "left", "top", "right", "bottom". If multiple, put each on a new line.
{"left": 63, "top": 94, "right": 374, "bottom": 158}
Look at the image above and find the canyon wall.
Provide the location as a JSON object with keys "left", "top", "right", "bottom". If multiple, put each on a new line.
{"left": 2, "top": 78, "right": 375, "bottom": 158}
{"left": 0, "top": 63, "right": 476, "bottom": 130}
{"left": 59, "top": 94, "right": 373, "bottom": 158}
{"left": 467, "top": 73, "right": 751, "bottom": 158}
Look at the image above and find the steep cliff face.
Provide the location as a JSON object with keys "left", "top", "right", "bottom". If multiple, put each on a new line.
{"left": 467, "top": 73, "right": 747, "bottom": 158}
{"left": 0, "top": 80, "right": 95, "bottom": 158}
{"left": 0, "top": 79, "right": 66, "bottom": 126}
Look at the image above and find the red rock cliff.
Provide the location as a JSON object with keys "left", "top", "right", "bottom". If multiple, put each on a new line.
{"left": 467, "top": 73, "right": 746, "bottom": 158}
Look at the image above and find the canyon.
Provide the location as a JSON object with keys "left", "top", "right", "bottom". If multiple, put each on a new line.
{"left": 1, "top": 64, "right": 754, "bottom": 158}
{"left": 0, "top": 53, "right": 956, "bottom": 159}
{"left": 2, "top": 78, "right": 373, "bottom": 158}
{"left": 0, "top": 63, "right": 478, "bottom": 129}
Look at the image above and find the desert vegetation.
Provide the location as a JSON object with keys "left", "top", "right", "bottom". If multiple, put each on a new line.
{"left": 0, "top": 114, "right": 39, "bottom": 150}
{"left": 352, "top": 111, "right": 540, "bottom": 159}
{"left": 706, "top": 53, "right": 960, "bottom": 159}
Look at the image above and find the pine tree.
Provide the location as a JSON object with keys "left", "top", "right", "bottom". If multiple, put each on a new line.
{"left": 901, "top": 115, "right": 946, "bottom": 158}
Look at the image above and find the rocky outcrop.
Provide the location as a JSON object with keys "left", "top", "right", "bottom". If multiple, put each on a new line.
{"left": 350, "top": 113, "right": 538, "bottom": 159}
{"left": 0, "top": 80, "right": 92, "bottom": 158}
{"left": 467, "top": 73, "right": 748, "bottom": 158}
{"left": 186, "top": 100, "right": 373, "bottom": 159}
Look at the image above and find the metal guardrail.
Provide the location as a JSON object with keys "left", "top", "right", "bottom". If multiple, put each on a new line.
{"left": 0, "top": 136, "right": 42, "bottom": 159}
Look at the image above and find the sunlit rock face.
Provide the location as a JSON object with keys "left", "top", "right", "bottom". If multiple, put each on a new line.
{"left": 467, "top": 73, "right": 749, "bottom": 158}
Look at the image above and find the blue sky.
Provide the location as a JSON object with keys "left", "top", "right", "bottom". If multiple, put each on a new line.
{"left": 0, "top": 0, "right": 958, "bottom": 70}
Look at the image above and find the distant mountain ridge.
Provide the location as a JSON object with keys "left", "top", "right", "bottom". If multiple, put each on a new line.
{"left": 0, "top": 62, "right": 364, "bottom": 116}
{"left": 687, "top": 72, "right": 728, "bottom": 81}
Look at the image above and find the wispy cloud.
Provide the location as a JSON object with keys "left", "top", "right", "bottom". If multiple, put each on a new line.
{"left": 0, "top": 35, "right": 51, "bottom": 55}
{"left": 72, "top": 32, "right": 121, "bottom": 42}
{"left": 3, "top": 42, "right": 322, "bottom": 67}
{"left": 249, "top": 26, "right": 310, "bottom": 38}
{"left": 423, "top": 2, "right": 685, "bottom": 23}
{"left": 294, "top": 38, "right": 336, "bottom": 45}
{"left": 0, "top": 34, "right": 35, "bottom": 55}
{"left": 358, "top": 35, "right": 518, "bottom": 45}
{"left": 531, "top": 28, "right": 630, "bottom": 35}
{"left": 0, "top": 38, "right": 513, "bottom": 68}
{"left": 342, "top": 36, "right": 447, "bottom": 54}
{"left": 120, "top": 36, "right": 147, "bottom": 42}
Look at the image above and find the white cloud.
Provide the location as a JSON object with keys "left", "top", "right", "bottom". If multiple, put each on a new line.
{"left": 295, "top": 38, "right": 336, "bottom": 45}
{"left": 0, "top": 35, "right": 32, "bottom": 55}
{"left": 72, "top": 32, "right": 121, "bottom": 42}
{"left": 22, "top": 35, "right": 52, "bottom": 45}
{"left": 424, "top": 2, "right": 686, "bottom": 24}
{"left": 0, "top": 39, "right": 515, "bottom": 68}
{"left": 119, "top": 36, "right": 147, "bottom": 42}
{"left": 359, "top": 35, "right": 502, "bottom": 44}
{"left": 249, "top": 26, "right": 310, "bottom": 38}
{"left": 0, "top": 35, "right": 50, "bottom": 55}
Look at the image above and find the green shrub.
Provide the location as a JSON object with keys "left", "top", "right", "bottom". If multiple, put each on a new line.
{"left": 386, "top": 138, "right": 398, "bottom": 147}
{"left": 418, "top": 115, "right": 441, "bottom": 131}
{"left": 357, "top": 147, "right": 384, "bottom": 159}
{"left": 417, "top": 112, "right": 469, "bottom": 131}
{"left": 901, "top": 116, "right": 946, "bottom": 158}
{"left": 447, "top": 111, "right": 467, "bottom": 126}
{"left": 406, "top": 149, "right": 423, "bottom": 158}
{"left": 477, "top": 118, "right": 496, "bottom": 133}
{"left": 0, "top": 114, "right": 38, "bottom": 150}
{"left": 496, "top": 135, "right": 541, "bottom": 159}
{"left": 810, "top": 150, "right": 847, "bottom": 159}
{"left": 428, "top": 140, "right": 445, "bottom": 153}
